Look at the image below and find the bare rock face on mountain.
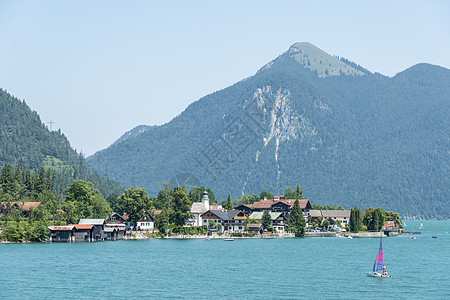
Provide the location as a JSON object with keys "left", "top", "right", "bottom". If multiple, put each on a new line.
{"left": 87, "top": 42, "right": 450, "bottom": 218}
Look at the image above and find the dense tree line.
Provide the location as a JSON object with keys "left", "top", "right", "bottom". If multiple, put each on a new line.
{"left": 0, "top": 164, "right": 111, "bottom": 242}
{"left": 349, "top": 206, "right": 402, "bottom": 232}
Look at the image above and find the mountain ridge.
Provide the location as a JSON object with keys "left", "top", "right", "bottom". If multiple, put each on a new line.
{"left": 0, "top": 88, "right": 122, "bottom": 197}
{"left": 87, "top": 43, "right": 449, "bottom": 218}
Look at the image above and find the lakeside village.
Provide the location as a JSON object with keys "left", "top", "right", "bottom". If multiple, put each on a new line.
{"left": 0, "top": 167, "right": 404, "bottom": 243}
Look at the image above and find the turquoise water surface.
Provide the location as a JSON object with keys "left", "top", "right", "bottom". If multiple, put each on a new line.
{"left": 1, "top": 220, "right": 449, "bottom": 299}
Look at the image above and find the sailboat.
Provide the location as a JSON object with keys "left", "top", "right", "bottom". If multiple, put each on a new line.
{"left": 432, "top": 222, "right": 437, "bottom": 238}
{"left": 367, "top": 233, "right": 391, "bottom": 278}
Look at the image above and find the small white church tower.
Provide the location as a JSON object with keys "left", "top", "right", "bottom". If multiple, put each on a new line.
{"left": 190, "top": 190, "right": 211, "bottom": 227}
{"left": 201, "top": 190, "right": 209, "bottom": 211}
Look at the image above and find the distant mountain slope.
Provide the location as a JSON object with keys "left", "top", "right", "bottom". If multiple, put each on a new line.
{"left": 109, "top": 125, "right": 156, "bottom": 147}
{"left": 0, "top": 88, "right": 122, "bottom": 196}
{"left": 87, "top": 42, "right": 450, "bottom": 218}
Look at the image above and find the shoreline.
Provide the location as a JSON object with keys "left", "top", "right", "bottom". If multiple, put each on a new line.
{"left": 1, "top": 230, "right": 404, "bottom": 243}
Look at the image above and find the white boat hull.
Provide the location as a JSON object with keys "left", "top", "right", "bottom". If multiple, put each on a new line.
{"left": 367, "top": 272, "right": 391, "bottom": 278}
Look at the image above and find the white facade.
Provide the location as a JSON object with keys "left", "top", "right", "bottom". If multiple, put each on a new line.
{"left": 137, "top": 220, "right": 154, "bottom": 230}
{"left": 190, "top": 191, "right": 210, "bottom": 226}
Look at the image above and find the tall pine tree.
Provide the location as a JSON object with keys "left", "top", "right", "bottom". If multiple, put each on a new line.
{"left": 288, "top": 200, "right": 306, "bottom": 237}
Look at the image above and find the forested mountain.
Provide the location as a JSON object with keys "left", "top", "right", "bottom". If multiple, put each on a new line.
{"left": 88, "top": 42, "right": 450, "bottom": 218}
{"left": 0, "top": 89, "right": 121, "bottom": 196}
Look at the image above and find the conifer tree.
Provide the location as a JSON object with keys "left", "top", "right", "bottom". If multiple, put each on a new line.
{"left": 262, "top": 210, "right": 272, "bottom": 231}
{"left": 295, "top": 184, "right": 304, "bottom": 199}
{"left": 288, "top": 199, "right": 306, "bottom": 237}
{"left": 350, "top": 206, "right": 362, "bottom": 232}
{"left": 222, "top": 194, "right": 233, "bottom": 210}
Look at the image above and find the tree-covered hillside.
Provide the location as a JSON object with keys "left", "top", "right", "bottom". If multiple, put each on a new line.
{"left": 88, "top": 43, "right": 450, "bottom": 218}
{"left": 0, "top": 88, "right": 122, "bottom": 196}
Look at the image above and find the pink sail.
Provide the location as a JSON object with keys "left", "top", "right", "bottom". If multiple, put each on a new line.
{"left": 373, "top": 234, "right": 384, "bottom": 272}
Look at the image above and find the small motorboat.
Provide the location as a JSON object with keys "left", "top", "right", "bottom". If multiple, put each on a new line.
{"left": 224, "top": 238, "right": 234, "bottom": 241}
{"left": 204, "top": 236, "right": 211, "bottom": 240}
{"left": 410, "top": 236, "right": 416, "bottom": 239}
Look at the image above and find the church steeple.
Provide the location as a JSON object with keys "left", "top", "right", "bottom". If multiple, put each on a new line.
{"left": 201, "top": 190, "right": 209, "bottom": 210}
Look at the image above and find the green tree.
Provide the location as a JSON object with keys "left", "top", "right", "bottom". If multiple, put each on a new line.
{"left": 116, "top": 187, "right": 152, "bottom": 229}
{"left": 155, "top": 210, "right": 169, "bottom": 236}
{"left": 259, "top": 190, "right": 274, "bottom": 200}
{"left": 323, "top": 205, "right": 336, "bottom": 210}
{"left": 0, "top": 164, "right": 14, "bottom": 195}
{"left": 371, "top": 208, "right": 385, "bottom": 231}
{"left": 188, "top": 186, "right": 216, "bottom": 204}
{"left": 64, "top": 180, "right": 111, "bottom": 221}
{"left": 209, "top": 219, "right": 216, "bottom": 229}
{"left": 232, "top": 194, "right": 259, "bottom": 207}
{"left": 287, "top": 200, "right": 306, "bottom": 237}
{"left": 170, "top": 187, "right": 192, "bottom": 226}
{"left": 35, "top": 167, "right": 46, "bottom": 195}
{"left": 106, "top": 193, "right": 119, "bottom": 212}
{"left": 284, "top": 186, "right": 296, "bottom": 199}
{"left": 363, "top": 207, "right": 385, "bottom": 231}
{"left": 222, "top": 194, "right": 233, "bottom": 210}
{"left": 1, "top": 222, "right": 25, "bottom": 242}
{"left": 154, "top": 183, "right": 171, "bottom": 210}
{"left": 322, "top": 219, "right": 330, "bottom": 228}
{"left": 295, "top": 184, "right": 304, "bottom": 199}
{"left": 262, "top": 210, "right": 272, "bottom": 230}
{"left": 349, "top": 206, "right": 362, "bottom": 232}
{"left": 384, "top": 211, "right": 403, "bottom": 228}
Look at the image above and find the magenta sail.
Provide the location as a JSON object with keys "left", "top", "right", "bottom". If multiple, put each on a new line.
{"left": 373, "top": 234, "right": 383, "bottom": 272}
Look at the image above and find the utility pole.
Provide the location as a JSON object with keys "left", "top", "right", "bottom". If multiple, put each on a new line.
{"left": 47, "top": 119, "right": 55, "bottom": 131}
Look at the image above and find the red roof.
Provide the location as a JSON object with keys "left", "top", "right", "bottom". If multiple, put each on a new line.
{"left": 246, "top": 199, "right": 310, "bottom": 210}
{"left": 48, "top": 225, "right": 74, "bottom": 231}
{"left": 70, "top": 224, "right": 94, "bottom": 230}
{"left": 383, "top": 221, "right": 396, "bottom": 228}
{"left": 0, "top": 201, "right": 41, "bottom": 211}
{"left": 21, "top": 202, "right": 42, "bottom": 211}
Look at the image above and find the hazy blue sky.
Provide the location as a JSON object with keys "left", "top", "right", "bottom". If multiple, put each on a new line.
{"left": 1, "top": 0, "right": 449, "bottom": 155}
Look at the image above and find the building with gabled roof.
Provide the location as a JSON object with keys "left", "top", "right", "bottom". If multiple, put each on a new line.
{"left": 48, "top": 225, "right": 75, "bottom": 242}
{"left": 137, "top": 211, "right": 155, "bottom": 230}
{"left": 69, "top": 224, "right": 94, "bottom": 242}
{"left": 190, "top": 191, "right": 223, "bottom": 226}
{"left": 309, "top": 209, "right": 351, "bottom": 226}
{"left": 249, "top": 211, "right": 286, "bottom": 232}
{"left": 200, "top": 210, "right": 247, "bottom": 233}
{"left": 107, "top": 212, "right": 126, "bottom": 224}
{"left": 78, "top": 219, "right": 105, "bottom": 241}
{"left": 235, "top": 198, "right": 311, "bottom": 220}
{"left": 104, "top": 227, "right": 118, "bottom": 241}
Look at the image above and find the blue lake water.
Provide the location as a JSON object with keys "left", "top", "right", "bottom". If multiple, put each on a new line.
{"left": 1, "top": 220, "right": 449, "bottom": 299}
